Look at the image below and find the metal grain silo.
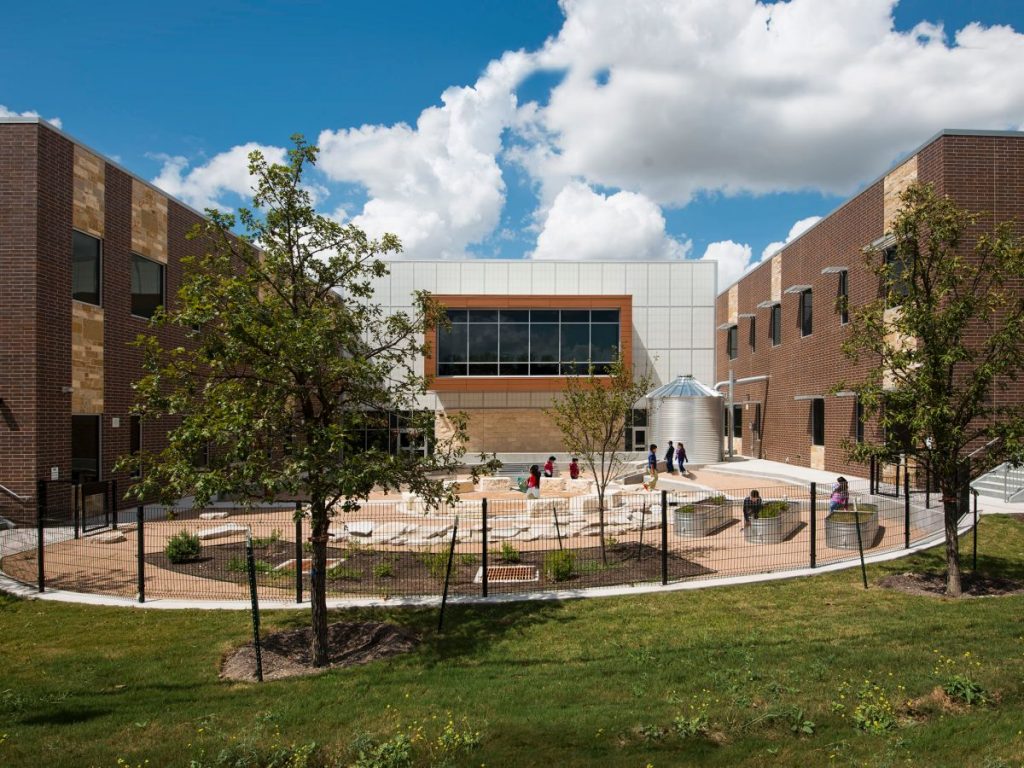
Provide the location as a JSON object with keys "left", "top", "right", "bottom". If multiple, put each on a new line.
{"left": 646, "top": 375, "right": 723, "bottom": 465}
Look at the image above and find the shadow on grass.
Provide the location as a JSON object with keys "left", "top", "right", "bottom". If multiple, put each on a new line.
{"left": 19, "top": 707, "right": 110, "bottom": 726}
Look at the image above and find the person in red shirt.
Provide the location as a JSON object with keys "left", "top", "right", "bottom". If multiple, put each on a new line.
{"left": 543, "top": 456, "right": 556, "bottom": 477}
{"left": 569, "top": 457, "right": 580, "bottom": 479}
{"left": 526, "top": 464, "right": 542, "bottom": 498}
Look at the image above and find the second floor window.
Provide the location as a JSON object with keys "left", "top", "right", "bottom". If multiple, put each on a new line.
{"left": 838, "top": 270, "right": 849, "bottom": 324}
{"left": 131, "top": 254, "right": 164, "bottom": 319}
{"left": 726, "top": 326, "right": 738, "bottom": 359}
{"left": 770, "top": 304, "right": 781, "bottom": 346}
{"left": 72, "top": 231, "right": 101, "bottom": 305}
{"left": 812, "top": 398, "right": 825, "bottom": 446}
{"left": 799, "top": 289, "right": 813, "bottom": 337}
{"left": 883, "top": 246, "right": 910, "bottom": 307}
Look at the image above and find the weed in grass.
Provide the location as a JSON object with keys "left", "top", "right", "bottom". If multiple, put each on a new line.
{"left": 350, "top": 731, "right": 413, "bottom": 768}
{"left": 849, "top": 680, "right": 900, "bottom": 734}
{"left": 457, "top": 553, "right": 478, "bottom": 566}
{"left": 933, "top": 650, "right": 991, "bottom": 705}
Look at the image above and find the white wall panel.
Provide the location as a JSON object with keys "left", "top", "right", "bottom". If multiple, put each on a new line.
{"left": 531, "top": 262, "right": 556, "bottom": 292}
{"left": 507, "top": 261, "right": 533, "bottom": 293}
{"left": 411, "top": 261, "right": 437, "bottom": 295}
{"left": 436, "top": 263, "right": 461, "bottom": 294}
{"left": 461, "top": 262, "right": 485, "bottom": 293}
{"left": 483, "top": 392, "right": 508, "bottom": 408}
{"left": 692, "top": 263, "right": 717, "bottom": 304}
{"left": 670, "top": 264, "right": 694, "bottom": 307}
{"left": 579, "top": 263, "right": 602, "bottom": 293}
{"left": 483, "top": 261, "right": 509, "bottom": 294}
{"left": 647, "top": 264, "right": 672, "bottom": 306}
{"left": 669, "top": 349, "right": 692, "bottom": 380}
{"left": 623, "top": 265, "right": 648, "bottom": 305}
{"left": 602, "top": 263, "right": 627, "bottom": 295}
{"left": 390, "top": 264, "right": 415, "bottom": 307}
{"left": 691, "top": 351, "right": 716, "bottom": 385}
{"left": 690, "top": 306, "right": 715, "bottom": 347}
{"left": 646, "top": 314, "right": 670, "bottom": 348}
{"left": 554, "top": 262, "right": 579, "bottom": 294}
{"left": 668, "top": 307, "right": 693, "bottom": 348}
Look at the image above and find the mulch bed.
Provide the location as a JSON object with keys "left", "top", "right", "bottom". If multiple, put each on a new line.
{"left": 878, "top": 571, "right": 1024, "bottom": 598}
{"left": 149, "top": 541, "right": 714, "bottom": 597}
{"left": 221, "top": 621, "right": 419, "bottom": 682}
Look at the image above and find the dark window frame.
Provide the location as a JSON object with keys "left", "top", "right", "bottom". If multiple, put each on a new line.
{"left": 770, "top": 304, "right": 782, "bottom": 346}
{"left": 130, "top": 253, "right": 165, "bottom": 320}
{"left": 748, "top": 316, "right": 756, "bottom": 352}
{"left": 883, "top": 246, "right": 910, "bottom": 307}
{"left": 855, "top": 398, "right": 864, "bottom": 444}
{"left": 837, "top": 270, "right": 849, "bottom": 325}
{"left": 811, "top": 398, "right": 825, "bottom": 446}
{"left": 726, "top": 325, "right": 738, "bottom": 360}
{"left": 72, "top": 230, "right": 102, "bottom": 306}
{"left": 799, "top": 288, "right": 813, "bottom": 337}
{"left": 436, "top": 308, "right": 620, "bottom": 377}
{"left": 71, "top": 414, "right": 101, "bottom": 483}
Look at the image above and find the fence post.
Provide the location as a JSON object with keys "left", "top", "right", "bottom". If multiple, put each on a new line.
{"left": 246, "top": 530, "right": 264, "bottom": 682}
{"left": 660, "top": 489, "right": 668, "bottom": 586}
{"left": 972, "top": 489, "right": 978, "bottom": 572}
{"left": 904, "top": 466, "right": 911, "bottom": 549}
{"left": 111, "top": 479, "right": 118, "bottom": 530}
{"left": 294, "top": 502, "right": 303, "bottom": 604}
{"left": 438, "top": 516, "right": 459, "bottom": 632}
{"left": 36, "top": 479, "right": 46, "bottom": 593}
{"left": 74, "top": 484, "right": 80, "bottom": 540}
{"left": 854, "top": 499, "right": 868, "bottom": 590}
{"left": 925, "top": 464, "right": 930, "bottom": 510}
{"left": 481, "top": 498, "right": 488, "bottom": 598}
{"left": 809, "top": 482, "right": 817, "bottom": 569}
{"left": 137, "top": 505, "right": 145, "bottom": 603}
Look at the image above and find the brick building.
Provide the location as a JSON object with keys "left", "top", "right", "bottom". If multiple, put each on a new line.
{"left": 0, "top": 118, "right": 719, "bottom": 523}
{"left": 1, "top": 118, "right": 206, "bottom": 524}
{"left": 714, "top": 129, "right": 1024, "bottom": 478}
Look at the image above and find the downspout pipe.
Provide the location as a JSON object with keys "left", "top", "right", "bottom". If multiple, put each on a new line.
{"left": 713, "top": 374, "right": 770, "bottom": 459}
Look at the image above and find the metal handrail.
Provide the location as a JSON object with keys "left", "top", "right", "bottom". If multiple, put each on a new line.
{"left": 1003, "top": 462, "right": 1024, "bottom": 503}
{"left": 0, "top": 482, "right": 30, "bottom": 504}
{"left": 967, "top": 437, "right": 1001, "bottom": 460}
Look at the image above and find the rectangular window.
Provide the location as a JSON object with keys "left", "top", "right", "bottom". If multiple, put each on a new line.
{"left": 855, "top": 398, "right": 864, "bottom": 444}
{"left": 883, "top": 246, "right": 910, "bottom": 306}
{"left": 770, "top": 304, "right": 781, "bottom": 346}
{"left": 129, "top": 415, "right": 141, "bottom": 478}
{"left": 436, "top": 308, "right": 620, "bottom": 377}
{"left": 726, "top": 326, "right": 738, "bottom": 359}
{"left": 131, "top": 254, "right": 164, "bottom": 319}
{"left": 732, "top": 404, "right": 742, "bottom": 439}
{"left": 71, "top": 415, "right": 101, "bottom": 483}
{"left": 837, "top": 270, "right": 849, "bottom": 324}
{"left": 749, "top": 317, "right": 756, "bottom": 351}
{"left": 72, "top": 231, "right": 101, "bottom": 305}
{"left": 811, "top": 398, "right": 825, "bottom": 446}
{"left": 799, "top": 289, "right": 813, "bottom": 337}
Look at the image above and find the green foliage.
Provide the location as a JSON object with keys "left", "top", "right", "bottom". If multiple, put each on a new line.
{"left": 456, "top": 553, "right": 478, "bottom": 566}
{"left": 934, "top": 650, "right": 991, "bottom": 705}
{"left": 827, "top": 510, "right": 876, "bottom": 524}
{"left": 349, "top": 732, "right": 413, "bottom": 768}
{"left": 226, "top": 557, "right": 276, "bottom": 575}
{"left": 164, "top": 530, "right": 201, "bottom": 563}
{"left": 704, "top": 494, "right": 727, "bottom": 505}
{"left": 252, "top": 529, "right": 282, "bottom": 549}
{"left": 757, "top": 501, "right": 790, "bottom": 519}
{"left": 326, "top": 563, "right": 362, "bottom": 581}
{"left": 498, "top": 542, "right": 521, "bottom": 564}
{"left": 840, "top": 182, "right": 1024, "bottom": 594}
{"left": 849, "top": 681, "right": 900, "bottom": 734}
{"left": 419, "top": 551, "right": 450, "bottom": 580}
{"left": 548, "top": 357, "right": 654, "bottom": 562}
{"left": 543, "top": 550, "right": 576, "bottom": 581}
{"left": 372, "top": 562, "right": 395, "bottom": 579}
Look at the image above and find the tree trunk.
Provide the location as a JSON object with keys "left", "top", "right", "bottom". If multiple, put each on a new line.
{"left": 597, "top": 487, "right": 607, "bottom": 565}
{"left": 309, "top": 500, "right": 330, "bottom": 666}
{"left": 941, "top": 483, "right": 963, "bottom": 597}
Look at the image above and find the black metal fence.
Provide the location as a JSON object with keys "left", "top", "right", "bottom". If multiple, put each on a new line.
{"left": 0, "top": 480, "right": 967, "bottom": 604}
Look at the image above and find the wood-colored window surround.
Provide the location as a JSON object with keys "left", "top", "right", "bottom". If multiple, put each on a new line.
{"left": 425, "top": 295, "right": 633, "bottom": 393}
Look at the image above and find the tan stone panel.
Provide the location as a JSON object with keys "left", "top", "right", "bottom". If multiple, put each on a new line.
{"left": 727, "top": 284, "right": 738, "bottom": 324}
{"left": 132, "top": 180, "right": 168, "bottom": 263}
{"left": 71, "top": 302, "right": 104, "bottom": 414}
{"left": 771, "top": 254, "right": 782, "bottom": 302}
{"left": 810, "top": 445, "right": 825, "bottom": 471}
{"left": 883, "top": 155, "right": 918, "bottom": 231}
{"left": 881, "top": 306, "right": 917, "bottom": 390}
{"left": 441, "top": 408, "right": 567, "bottom": 454}
{"left": 73, "top": 147, "right": 105, "bottom": 237}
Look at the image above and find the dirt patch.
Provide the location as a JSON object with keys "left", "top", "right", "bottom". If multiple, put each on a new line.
{"left": 221, "top": 621, "right": 419, "bottom": 682}
{"left": 878, "top": 571, "right": 1024, "bottom": 598}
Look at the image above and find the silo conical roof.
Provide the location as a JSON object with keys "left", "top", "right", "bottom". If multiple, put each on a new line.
{"left": 646, "top": 374, "right": 721, "bottom": 400}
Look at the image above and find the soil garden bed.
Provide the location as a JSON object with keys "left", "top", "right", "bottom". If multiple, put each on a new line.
{"left": 148, "top": 540, "right": 715, "bottom": 596}
{"left": 878, "top": 571, "right": 1024, "bottom": 598}
{"left": 220, "top": 621, "right": 420, "bottom": 682}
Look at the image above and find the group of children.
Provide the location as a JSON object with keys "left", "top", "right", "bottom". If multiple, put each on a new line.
{"left": 741, "top": 476, "right": 850, "bottom": 527}
{"left": 525, "top": 456, "right": 582, "bottom": 498}
{"left": 645, "top": 441, "right": 689, "bottom": 489}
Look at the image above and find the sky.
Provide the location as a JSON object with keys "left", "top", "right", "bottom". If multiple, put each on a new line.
{"left": 3, "top": 0, "right": 1024, "bottom": 290}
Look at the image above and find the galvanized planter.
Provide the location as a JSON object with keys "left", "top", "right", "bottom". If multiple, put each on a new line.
{"left": 744, "top": 504, "right": 800, "bottom": 544}
{"left": 673, "top": 501, "right": 735, "bottom": 538}
{"left": 825, "top": 509, "right": 879, "bottom": 550}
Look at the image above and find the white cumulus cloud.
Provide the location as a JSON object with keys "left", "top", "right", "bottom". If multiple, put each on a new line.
{"left": 760, "top": 215, "right": 823, "bottom": 261}
{"left": 151, "top": 143, "right": 287, "bottom": 212}
{"left": 699, "top": 240, "right": 753, "bottom": 291}
{"left": 532, "top": 181, "right": 689, "bottom": 260}
{"left": 1, "top": 104, "right": 61, "bottom": 128}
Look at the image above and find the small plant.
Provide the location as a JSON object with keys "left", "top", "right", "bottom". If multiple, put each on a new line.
{"left": 851, "top": 680, "right": 899, "bottom": 734}
{"left": 457, "top": 553, "right": 479, "bottom": 566}
{"left": 350, "top": 732, "right": 413, "bottom": 768}
{"left": 420, "top": 551, "right": 450, "bottom": 579}
{"left": 934, "top": 650, "right": 991, "bottom": 705}
{"left": 758, "top": 501, "right": 790, "bottom": 519}
{"left": 226, "top": 557, "right": 274, "bottom": 574}
{"left": 326, "top": 563, "right": 362, "bottom": 581}
{"left": 499, "top": 542, "right": 521, "bottom": 563}
{"left": 373, "top": 562, "right": 395, "bottom": 579}
{"left": 705, "top": 495, "right": 727, "bottom": 505}
{"left": 251, "top": 528, "right": 282, "bottom": 548}
{"left": 164, "top": 509, "right": 178, "bottom": 521}
{"left": 164, "top": 530, "right": 201, "bottom": 563}
{"left": 544, "top": 550, "right": 576, "bottom": 581}
{"left": 676, "top": 504, "right": 696, "bottom": 514}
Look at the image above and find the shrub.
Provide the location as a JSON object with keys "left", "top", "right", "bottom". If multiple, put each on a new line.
{"left": 499, "top": 542, "right": 521, "bottom": 563}
{"left": 164, "top": 530, "right": 201, "bottom": 563}
{"left": 373, "top": 562, "right": 395, "bottom": 579}
{"left": 420, "top": 550, "right": 450, "bottom": 579}
{"left": 326, "top": 563, "right": 362, "bottom": 581}
{"left": 457, "top": 553, "right": 479, "bottom": 566}
{"left": 758, "top": 501, "right": 790, "bottom": 519}
{"left": 251, "top": 528, "right": 282, "bottom": 548}
{"left": 544, "top": 550, "right": 576, "bottom": 582}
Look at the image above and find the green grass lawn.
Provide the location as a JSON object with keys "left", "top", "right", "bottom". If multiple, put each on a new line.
{"left": 2, "top": 516, "right": 1023, "bottom": 768}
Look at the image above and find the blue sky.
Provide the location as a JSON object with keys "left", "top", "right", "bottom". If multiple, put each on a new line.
{"left": 3, "top": 0, "right": 1024, "bottom": 288}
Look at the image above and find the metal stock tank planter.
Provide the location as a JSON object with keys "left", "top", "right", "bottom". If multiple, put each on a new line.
{"left": 825, "top": 505, "right": 879, "bottom": 550}
{"left": 673, "top": 495, "right": 735, "bottom": 538}
{"left": 744, "top": 500, "right": 800, "bottom": 544}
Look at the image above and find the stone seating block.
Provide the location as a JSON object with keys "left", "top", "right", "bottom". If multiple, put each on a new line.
{"left": 198, "top": 523, "right": 247, "bottom": 540}
{"left": 199, "top": 511, "right": 230, "bottom": 520}
{"left": 477, "top": 476, "right": 512, "bottom": 492}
